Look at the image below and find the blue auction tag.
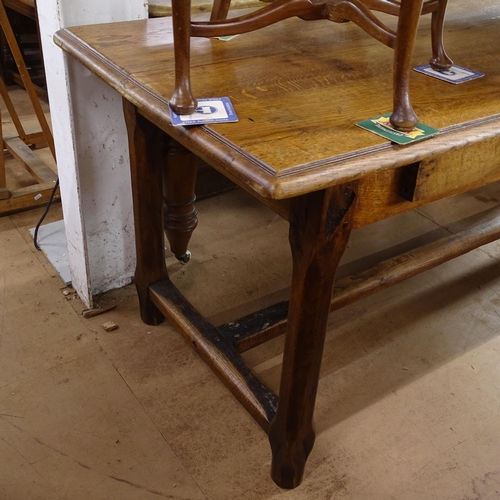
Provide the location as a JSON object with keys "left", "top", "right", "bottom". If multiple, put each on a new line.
{"left": 169, "top": 97, "right": 239, "bottom": 126}
{"left": 414, "top": 64, "right": 484, "bottom": 84}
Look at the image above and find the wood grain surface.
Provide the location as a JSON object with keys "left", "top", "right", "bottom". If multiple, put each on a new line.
{"left": 54, "top": 1, "right": 500, "bottom": 199}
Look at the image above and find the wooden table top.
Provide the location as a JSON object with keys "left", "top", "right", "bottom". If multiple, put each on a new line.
{"left": 55, "top": 1, "right": 500, "bottom": 199}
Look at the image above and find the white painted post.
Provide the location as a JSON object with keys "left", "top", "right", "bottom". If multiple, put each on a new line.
{"left": 37, "top": 0, "right": 148, "bottom": 307}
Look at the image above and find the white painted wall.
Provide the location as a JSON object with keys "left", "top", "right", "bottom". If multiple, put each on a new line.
{"left": 37, "top": 0, "right": 148, "bottom": 307}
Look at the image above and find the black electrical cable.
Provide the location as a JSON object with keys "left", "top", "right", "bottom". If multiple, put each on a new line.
{"left": 33, "top": 177, "right": 60, "bottom": 251}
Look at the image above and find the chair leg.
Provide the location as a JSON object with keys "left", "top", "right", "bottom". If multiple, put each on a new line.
{"left": 429, "top": 0, "right": 453, "bottom": 71}
{"left": 170, "top": 0, "right": 197, "bottom": 115}
{"left": 390, "top": 0, "right": 424, "bottom": 131}
{"left": 210, "top": 0, "right": 232, "bottom": 21}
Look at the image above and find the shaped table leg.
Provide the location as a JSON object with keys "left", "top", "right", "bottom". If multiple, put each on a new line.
{"left": 123, "top": 100, "right": 168, "bottom": 325}
{"left": 163, "top": 137, "right": 198, "bottom": 264}
{"left": 269, "top": 183, "right": 356, "bottom": 488}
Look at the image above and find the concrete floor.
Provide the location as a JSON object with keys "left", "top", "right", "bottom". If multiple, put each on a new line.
{"left": 2, "top": 176, "right": 500, "bottom": 499}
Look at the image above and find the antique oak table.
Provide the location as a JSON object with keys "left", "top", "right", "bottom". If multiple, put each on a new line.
{"left": 55, "top": 4, "right": 500, "bottom": 488}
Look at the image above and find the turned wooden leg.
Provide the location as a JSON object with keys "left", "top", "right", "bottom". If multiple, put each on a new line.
{"left": 123, "top": 99, "right": 168, "bottom": 325}
{"left": 390, "top": 0, "right": 424, "bottom": 131}
{"left": 268, "top": 184, "right": 356, "bottom": 489}
{"left": 429, "top": 0, "right": 453, "bottom": 71}
{"left": 170, "top": 0, "right": 197, "bottom": 115}
{"left": 163, "top": 137, "right": 198, "bottom": 263}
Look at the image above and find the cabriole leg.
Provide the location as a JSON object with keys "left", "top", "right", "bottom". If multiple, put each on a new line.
{"left": 430, "top": 0, "right": 453, "bottom": 71}
{"left": 170, "top": 0, "right": 197, "bottom": 114}
{"left": 269, "top": 184, "right": 356, "bottom": 488}
{"left": 390, "top": 0, "right": 424, "bottom": 131}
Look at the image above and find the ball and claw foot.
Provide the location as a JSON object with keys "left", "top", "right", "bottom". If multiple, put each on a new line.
{"left": 176, "top": 250, "right": 192, "bottom": 265}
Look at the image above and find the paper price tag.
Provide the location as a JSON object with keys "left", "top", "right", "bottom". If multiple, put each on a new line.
{"left": 215, "top": 35, "right": 238, "bottom": 41}
{"left": 170, "top": 97, "right": 238, "bottom": 126}
{"left": 414, "top": 64, "right": 484, "bottom": 84}
{"left": 357, "top": 114, "right": 438, "bottom": 145}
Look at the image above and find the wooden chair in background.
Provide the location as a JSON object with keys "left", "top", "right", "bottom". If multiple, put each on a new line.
{"left": 170, "top": 0, "right": 452, "bottom": 131}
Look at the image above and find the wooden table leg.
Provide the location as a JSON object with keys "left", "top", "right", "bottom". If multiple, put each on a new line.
{"left": 390, "top": 0, "right": 424, "bottom": 131}
{"left": 268, "top": 183, "right": 356, "bottom": 489}
{"left": 163, "top": 137, "right": 198, "bottom": 264}
{"left": 430, "top": 0, "right": 453, "bottom": 71}
{"left": 123, "top": 99, "right": 168, "bottom": 325}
